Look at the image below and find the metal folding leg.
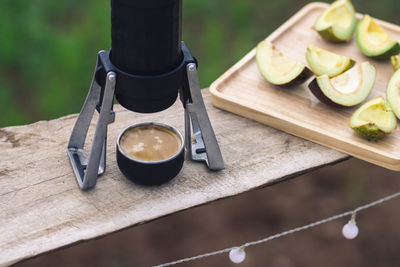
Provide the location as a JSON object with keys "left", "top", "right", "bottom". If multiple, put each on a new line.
{"left": 184, "top": 63, "right": 224, "bottom": 171}
{"left": 67, "top": 58, "right": 116, "bottom": 190}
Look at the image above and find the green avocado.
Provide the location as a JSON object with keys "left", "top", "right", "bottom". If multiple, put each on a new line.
{"left": 309, "top": 62, "right": 375, "bottom": 107}
{"left": 313, "top": 0, "right": 356, "bottom": 42}
{"left": 386, "top": 69, "right": 400, "bottom": 120}
{"left": 256, "top": 40, "right": 312, "bottom": 86}
{"left": 306, "top": 44, "right": 355, "bottom": 78}
{"left": 391, "top": 55, "right": 400, "bottom": 71}
{"left": 350, "top": 97, "right": 397, "bottom": 141}
{"left": 352, "top": 124, "right": 388, "bottom": 141}
{"left": 356, "top": 15, "right": 400, "bottom": 60}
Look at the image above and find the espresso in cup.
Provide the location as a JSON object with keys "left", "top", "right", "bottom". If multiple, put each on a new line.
{"left": 119, "top": 124, "right": 182, "bottom": 162}
{"left": 117, "top": 122, "right": 185, "bottom": 185}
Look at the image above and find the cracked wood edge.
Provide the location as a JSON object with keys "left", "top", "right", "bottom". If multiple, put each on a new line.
{"left": 0, "top": 89, "right": 348, "bottom": 266}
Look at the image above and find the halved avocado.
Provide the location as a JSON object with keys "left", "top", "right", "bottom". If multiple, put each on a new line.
{"left": 350, "top": 97, "right": 396, "bottom": 141}
{"left": 309, "top": 62, "right": 376, "bottom": 107}
{"left": 356, "top": 15, "right": 400, "bottom": 59}
{"left": 386, "top": 69, "right": 400, "bottom": 120}
{"left": 314, "top": 0, "right": 356, "bottom": 42}
{"left": 256, "top": 40, "right": 313, "bottom": 86}
{"left": 391, "top": 55, "right": 400, "bottom": 71}
{"left": 306, "top": 44, "right": 356, "bottom": 77}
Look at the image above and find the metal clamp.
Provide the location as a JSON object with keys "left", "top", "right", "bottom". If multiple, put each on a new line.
{"left": 67, "top": 56, "right": 116, "bottom": 190}
{"left": 184, "top": 63, "right": 224, "bottom": 171}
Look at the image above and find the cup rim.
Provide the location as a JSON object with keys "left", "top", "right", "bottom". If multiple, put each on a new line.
{"left": 117, "top": 122, "right": 184, "bottom": 164}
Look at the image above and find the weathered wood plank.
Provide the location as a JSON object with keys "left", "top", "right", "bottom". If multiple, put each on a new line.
{"left": 0, "top": 90, "right": 348, "bottom": 266}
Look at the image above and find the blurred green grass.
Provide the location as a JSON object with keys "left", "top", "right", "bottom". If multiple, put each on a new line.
{"left": 0, "top": 0, "right": 399, "bottom": 126}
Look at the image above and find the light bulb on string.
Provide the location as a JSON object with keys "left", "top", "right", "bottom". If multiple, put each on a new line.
{"left": 153, "top": 192, "right": 400, "bottom": 267}
{"left": 342, "top": 213, "right": 359, "bottom": 239}
{"left": 229, "top": 247, "right": 246, "bottom": 264}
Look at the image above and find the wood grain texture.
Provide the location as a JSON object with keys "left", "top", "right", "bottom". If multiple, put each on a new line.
{"left": 0, "top": 90, "right": 347, "bottom": 266}
{"left": 210, "top": 2, "right": 400, "bottom": 171}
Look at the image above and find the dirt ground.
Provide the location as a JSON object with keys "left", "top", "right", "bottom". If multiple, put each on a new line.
{"left": 15, "top": 158, "right": 400, "bottom": 267}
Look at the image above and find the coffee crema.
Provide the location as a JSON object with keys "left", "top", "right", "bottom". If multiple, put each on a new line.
{"left": 119, "top": 125, "right": 182, "bottom": 162}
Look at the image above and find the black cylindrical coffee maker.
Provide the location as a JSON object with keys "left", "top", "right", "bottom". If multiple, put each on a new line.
{"left": 111, "top": 0, "right": 182, "bottom": 113}
{"left": 67, "top": 0, "right": 224, "bottom": 190}
{"left": 111, "top": 0, "right": 182, "bottom": 76}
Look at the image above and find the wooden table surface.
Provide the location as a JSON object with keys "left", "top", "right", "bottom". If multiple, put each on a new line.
{"left": 0, "top": 89, "right": 348, "bottom": 266}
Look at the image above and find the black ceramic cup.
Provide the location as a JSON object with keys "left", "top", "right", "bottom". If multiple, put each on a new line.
{"left": 116, "top": 122, "right": 184, "bottom": 186}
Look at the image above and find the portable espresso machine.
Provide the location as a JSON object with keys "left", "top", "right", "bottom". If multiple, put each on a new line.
{"left": 67, "top": 0, "right": 224, "bottom": 190}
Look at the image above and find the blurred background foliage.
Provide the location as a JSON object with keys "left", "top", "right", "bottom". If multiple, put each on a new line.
{"left": 0, "top": 0, "right": 399, "bottom": 126}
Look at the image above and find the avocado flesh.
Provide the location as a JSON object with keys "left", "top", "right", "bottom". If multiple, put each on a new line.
{"left": 350, "top": 97, "right": 396, "bottom": 141}
{"left": 391, "top": 55, "right": 400, "bottom": 71}
{"left": 314, "top": 0, "right": 356, "bottom": 42}
{"left": 256, "top": 40, "right": 312, "bottom": 85}
{"left": 356, "top": 15, "right": 400, "bottom": 59}
{"left": 306, "top": 44, "right": 355, "bottom": 78}
{"left": 386, "top": 69, "right": 400, "bottom": 120}
{"left": 311, "top": 62, "right": 375, "bottom": 106}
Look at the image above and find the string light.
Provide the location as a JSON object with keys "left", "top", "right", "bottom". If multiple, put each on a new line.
{"left": 152, "top": 191, "right": 400, "bottom": 267}
{"left": 342, "top": 213, "right": 359, "bottom": 239}
{"left": 229, "top": 247, "right": 246, "bottom": 264}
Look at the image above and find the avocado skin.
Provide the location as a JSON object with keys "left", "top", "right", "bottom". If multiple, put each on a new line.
{"left": 368, "top": 43, "right": 400, "bottom": 60}
{"left": 352, "top": 124, "right": 387, "bottom": 141}
{"left": 308, "top": 78, "right": 346, "bottom": 108}
{"left": 316, "top": 27, "right": 353, "bottom": 43}
{"left": 277, "top": 67, "right": 314, "bottom": 88}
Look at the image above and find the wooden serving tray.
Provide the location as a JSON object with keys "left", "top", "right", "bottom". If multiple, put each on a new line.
{"left": 210, "top": 2, "right": 400, "bottom": 171}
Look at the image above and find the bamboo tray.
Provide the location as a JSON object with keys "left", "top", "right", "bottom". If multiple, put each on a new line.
{"left": 210, "top": 2, "right": 400, "bottom": 171}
